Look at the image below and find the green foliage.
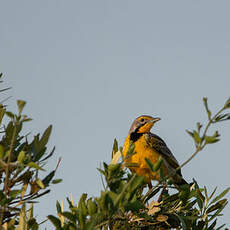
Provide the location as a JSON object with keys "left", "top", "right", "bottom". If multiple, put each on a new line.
{"left": 49, "top": 98, "right": 230, "bottom": 230}
{"left": 186, "top": 97, "right": 230, "bottom": 148}
{"left": 0, "top": 74, "right": 60, "bottom": 228}
{"left": 49, "top": 156, "right": 229, "bottom": 229}
{"left": 0, "top": 73, "right": 229, "bottom": 229}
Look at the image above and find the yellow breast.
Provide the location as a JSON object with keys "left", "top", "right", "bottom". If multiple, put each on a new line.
{"left": 123, "top": 134, "right": 164, "bottom": 182}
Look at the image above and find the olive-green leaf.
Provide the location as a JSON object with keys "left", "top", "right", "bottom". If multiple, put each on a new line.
{"left": 28, "top": 162, "right": 45, "bottom": 171}
{"left": 36, "top": 179, "right": 45, "bottom": 189}
{"left": 39, "top": 125, "right": 52, "bottom": 150}
{"left": 0, "top": 144, "right": 4, "bottom": 159}
{"left": 224, "top": 97, "right": 230, "bottom": 109}
{"left": 177, "top": 215, "right": 187, "bottom": 230}
{"left": 0, "top": 106, "right": 5, "bottom": 125}
{"left": 17, "top": 151, "right": 25, "bottom": 163}
{"left": 196, "top": 122, "right": 202, "bottom": 132}
{"left": 17, "top": 100, "right": 26, "bottom": 114}
{"left": 186, "top": 129, "right": 194, "bottom": 138}
{"left": 126, "top": 142, "right": 135, "bottom": 157}
{"left": 130, "top": 175, "right": 145, "bottom": 192}
{"left": 78, "top": 193, "right": 88, "bottom": 216}
{"left": 56, "top": 201, "right": 61, "bottom": 213}
{"left": 52, "top": 179, "right": 63, "bottom": 184}
{"left": 87, "top": 199, "right": 97, "bottom": 215}
{"left": 207, "top": 199, "right": 227, "bottom": 213}
{"left": 145, "top": 157, "right": 154, "bottom": 172}
{"left": 193, "top": 130, "right": 201, "bottom": 144}
{"left": 207, "top": 219, "right": 217, "bottom": 230}
{"left": 154, "top": 157, "right": 163, "bottom": 172}
{"left": 47, "top": 215, "right": 62, "bottom": 229}
{"left": 5, "top": 111, "right": 14, "bottom": 119}
{"left": 112, "top": 138, "right": 118, "bottom": 158}
{"left": 61, "top": 211, "right": 76, "bottom": 223}
{"left": 205, "top": 136, "right": 220, "bottom": 144}
{"left": 124, "top": 200, "right": 144, "bottom": 212}
{"left": 42, "top": 171, "right": 55, "bottom": 186}
{"left": 209, "top": 201, "right": 228, "bottom": 222}
{"left": 203, "top": 97, "right": 212, "bottom": 120}
{"left": 216, "top": 224, "right": 226, "bottom": 230}
{"left": 210, "top": 187, "right": 230, "bottom": 205}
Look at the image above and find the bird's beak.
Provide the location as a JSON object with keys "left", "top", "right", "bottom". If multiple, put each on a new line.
{"left": 148, "top": 117, "right": 161, "bottom": 124}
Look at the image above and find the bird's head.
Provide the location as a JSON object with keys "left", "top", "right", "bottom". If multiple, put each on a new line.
{"left": 129, "top": 115, "right": 161, "bottom": 134}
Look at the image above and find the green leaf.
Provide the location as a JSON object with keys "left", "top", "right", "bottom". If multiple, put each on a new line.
{"left": 78, "top": 193, "right": 88, "bottom": 216}
{"left": 195, "top": 186, "right": 205, "bottom": 210}
{"left": 17, "top": 151, "right": 25, "bottom": 163}
{"left": 28, "top": 162, "right": 45, "bottom": 171}
{"left": 61, "top": 211, "right": 76, "bottom": 223}
{"left": 186, "top": 129, "right": 194, "bottom": 138}
{"left": 52, "top": 179, "right": 63, "bottom": 184}
{"left": 196, "top": 122, "right": 202, "bottom": 132}
{"left": 145, "top": 157, "right": 154, "bottom": 172}
{"left": 203, "top": 97, "right": 212, "bottom": 120}
{"left": 209, "top": 201, "right": 228, "bottom": 222}
{"left": 0, "top": 87, "right": 11, "bottom": 93}
{"left": 47, "top": 215, "right": 62, "bottom": 229}
{"left": 56, "top": 201, "right": 62, "bottom": 213}
{"left": 0, "top": 144, "right": 4, "bottom": 159}
{"left": 205, "top": 136, "right": 220, "bottom": 144}
{"left": 112, "top": 138, "right": 118, "bottom": 158}
{"left": 84, "top": 214, "right": 99, "bottom": 230}
{"left": 144, "top": 188, "right": 161, "bottom": 203}
{"left": 39, "top": 125, "right": 52, "bottom": 150}
{"left": 209, "top": 186, "right": 217, "bottom": 201}
{"left": 17, "top": 100, "right": 26, "bottom": 114}
{"left": 193, "top": 130, "right": 201, "bottom": 144}
{"left": 216, "top": 224, "right": 226, "bottom": 230}
{"left": 207, "top": 199, "right": 227, "bottom": 213}
{"left": 108, "top": 163, "right": 120, "bottom": 173}
{"left": 197, "top": 220, "right": 205, "bottom": 229}
{"left": 41, "top": 146, "right": 55, "bottom": 162}
{"left": 5, "top": 111, "right": 15, "bottom": 119}
{"left": 42, "top": 170, "right": 55, "bottom": 186}
{"left": 177, "top": 215, "right": 187, "bottom": 230}
{"left": 126, "top": 142, "right": 135, "bottom": 157}
{"left": 0, "top": 105, "right": 5, "bottom": 125}
{"left": 204, "top": 186, "right": 208, "bottom": 200}
{"left": 124, "top": 200, "right": 144, "bottom": 212}
{"left": 210, "top": 187, "right": 230, "bottom": 205}
{"left": 97, "top": 168, "right": 105, "bottom": 175}
{"left": 207, "top": 219, "right": 217, "bottom": 230}
{"left": 224, "top": 97, "right": 230, "bottom": 109}
{"left": 130, "top": 175, "right": 145, "bottom": 192}
{"left": 215, "top": 113, "right": 230, "bottom": 122}
{"left": 179, "top": 189, "right": 190, "bottom": 203}
{"left": 9, "top": 190, "right": 21, "bottom": 199}
{"left": 154, "top": 157, "right": 163, "bottom": 172}
{"left": 87, "top": 199, "right": 97, "bottom": 215}
{"left": 36, "top": 179, "right": 45, "bottom": 189}
{"left": 124, "top": 162, "right": 139, "bottom": 168}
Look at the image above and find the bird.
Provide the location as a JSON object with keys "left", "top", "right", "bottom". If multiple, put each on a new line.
{"left": 122, "top": 115, "right": 187, "bottom": 188}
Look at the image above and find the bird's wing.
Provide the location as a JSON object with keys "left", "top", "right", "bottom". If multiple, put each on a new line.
{"left": 145, "top": 133, "right": 182, "bottom": 176}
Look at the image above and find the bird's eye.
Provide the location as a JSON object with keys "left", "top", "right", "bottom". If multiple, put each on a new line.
{"left": 140, "top": 118, "right": 145, "bottom": 122}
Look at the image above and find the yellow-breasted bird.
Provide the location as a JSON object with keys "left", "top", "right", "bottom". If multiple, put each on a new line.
{"left": 123, "top": 115, "right": 187, "bottom": 188}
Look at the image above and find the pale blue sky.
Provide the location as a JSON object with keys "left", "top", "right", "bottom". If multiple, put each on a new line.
{"left": 1, "top": 0, "right": 230, "bottom": 227}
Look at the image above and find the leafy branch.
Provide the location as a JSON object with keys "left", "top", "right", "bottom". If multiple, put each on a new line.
{"left": 183, "top": 97, "right": 230, "bottom": 169}
{"left": 49, "top": 97, "right": 230, "bottom": 230}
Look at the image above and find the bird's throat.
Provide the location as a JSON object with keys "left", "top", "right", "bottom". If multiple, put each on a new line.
{"left": 130, "top": 132, "right": 143, "bottom": 142}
